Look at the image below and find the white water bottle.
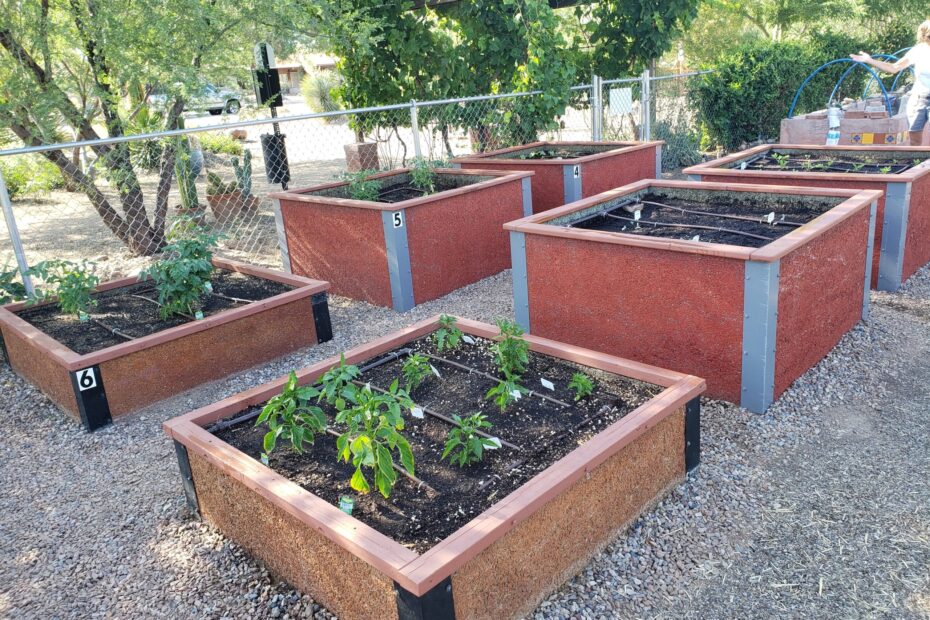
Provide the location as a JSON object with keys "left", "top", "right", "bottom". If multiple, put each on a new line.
{"left": 826, "top": 106, "right": 842, "bottom": 145}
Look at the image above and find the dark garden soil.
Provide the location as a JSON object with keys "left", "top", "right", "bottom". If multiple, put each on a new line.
{"left": 737, "top": 151, "right": 925, "bottom": 174}
{"left": 16, "top": 270, "right": 292, "bottom": 355}
{"left": 212, "top": 335, "right": 662, "bottom": 553}
{"left": 498, "top": 147, "right": 604, "bottom": 160}
{"left": 375, "top": 176, "right": 476, "bottom": 204}
{"left": 573, "top": 192, "right": 829, "bottom": 248}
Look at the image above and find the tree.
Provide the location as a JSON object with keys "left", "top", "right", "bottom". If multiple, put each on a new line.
{"left": 0, "top": 0, "right": 317, "bottom": 256}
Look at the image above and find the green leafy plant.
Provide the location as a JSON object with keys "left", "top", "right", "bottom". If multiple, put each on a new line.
{"left": 198, "top": 132, "right": 244, "bottom": 156}
{"left": 334, "top": 379, "right": 415, "bottom": 498}
{"left": 771, "top": 152, "right": 789, "bottom": 169}
{"left": 0, "top": 262, "right": 27, "bottom": 305}
{"left": 442, "top": 413, "right": 497, "bottom": 467}
{"left": 139, "top": 227, "right": 218, "bottom": 319}
{"left": 318, "top": 355, "right": 361, "bottom": 407}
{"left": 568, "top": 372, "right": 594, "bottom": 401}
{"left": 852, "top": 162, "right": 865, "bottom": 172}
{"left": 486, "top": 375, "right": 529, "bottom": 412}
{"left": 409, "top": 158, "right": 437, "bottom": 193}
{"left": 28, "top": 260, "right": 99, "bottom": 316}
{"left": 344, "top": 169, "right": 381, "bottom": 201}
{"left": 256, "top": 371, "right": 327, "bottom": 458}
{"left": 402, "top": 353, "right": 432, "bottom": 392}
{"left": 432, "top": 314, "right": 463, "bottom": 352}
{"left": 879, "top": 166, "right": 892, "bottom": 174}
{"left": 491, "top": 319, "right": 529, "bottom": 379}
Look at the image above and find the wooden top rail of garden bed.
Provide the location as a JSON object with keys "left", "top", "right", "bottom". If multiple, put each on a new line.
{"left": 163, "top": 314, "right": 705, "bottom": 596}
{"left": 504, "top": 179, "right": 883, "bottom": 263}
{"left": 684, "top": 144, "right": 930, "bottom": 183}
{"left": 452, "top": 140, "right": 665, "bottom": 165}
{"left": 0, "top": 258, "right": 328, "bottom": 370}
{"left": 268, "top": 168, "right": 533, "bottom": 211}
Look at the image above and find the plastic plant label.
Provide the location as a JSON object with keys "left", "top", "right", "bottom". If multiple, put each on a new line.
{"left": 203, "top": 281, "right": 213, "bottom": 293}
{"left": 766, "top": 211, "right": 776, "bottom": 224}
{"left": 260, "top": 453, "right": 269, "bottom": 466}
{"left": 740, "top": 161, "right": 748, "bottom": 170}
{"left": 462, "top": 335, "right": 476, "bottom": 345}
{"left": 540, "top": 378, "right": 555, "bottom": 391}
{"left": 430, "top": 364, "right": 441, "bottom": 378}
{"left": 633, "top": 209, "right": 641, "bottom": 221}
{"left": 411, "top": 406, "right": 425, "bottom": 419}
{"left": 78, "top": 311, "right": 89, "bottom": 322}
{"left": 485, "top": 437, "right": 502, "bottom": 450}
{"left": 194, "top": 311, "right": 204, "bottom": 320}
{"left": 510, "top": 389, "right": 523, "bottom": 400}
{"left": 338, "top": 496, "right": 354, "bottom": 515}
{"left": 691, "top": 235, "right": 701, "bottom": 242}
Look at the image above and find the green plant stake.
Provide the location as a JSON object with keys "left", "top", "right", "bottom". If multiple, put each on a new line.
{"left": 568, "top": 372, "right": 594, "bottom": 401}
{"left": 432, "top": 314, "right": 463, "bottom": 352}
{"left": 442, "top": 413, "right": 499, "bottom": 467}
{"left": 256, "top": 371, "right": 328, "bottom": 460}
{"left": 27, "top": 260, "right": 99, "bottom": 317}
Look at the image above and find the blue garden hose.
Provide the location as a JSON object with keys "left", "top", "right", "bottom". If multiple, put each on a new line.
{"left": 827, "top": 54, "right": 896, "bottom": 104}
{"left": 788, "top": 58, "right": 893, "bottom": 118}
{"left": 862, "top": 47, "right": 915, "bottom": 97}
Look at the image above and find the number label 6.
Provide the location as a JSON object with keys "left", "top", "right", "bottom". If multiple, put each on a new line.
{"left": 77, "top": 368, "right": 97, "bottom": 391}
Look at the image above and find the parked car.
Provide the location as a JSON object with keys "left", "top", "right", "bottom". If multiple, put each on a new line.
{"left": 150, "top": 82, "right": 243, "bottom": 115}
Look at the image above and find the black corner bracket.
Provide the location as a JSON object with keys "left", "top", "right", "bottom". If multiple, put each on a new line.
{"left": 395, "top": 577, "right": 455, "bottom": 620}
{"left": 311, "top": 291, "right": 333, "bottom": 344}
{"left": 69, "top": 365, "right": 112, "bottom": 432}
{"left": 0, "top": 328, "right": 8, "bottom": 366}
{"left": 685, "top": 397, "right": 701, "bottom": 472}
{"left": 173, "top": 440, "right": 201, "bottom": 518}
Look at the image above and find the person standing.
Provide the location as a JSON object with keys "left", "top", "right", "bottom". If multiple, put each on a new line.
{"left": 852, "top": 20, "right": 930, "bottom": 146}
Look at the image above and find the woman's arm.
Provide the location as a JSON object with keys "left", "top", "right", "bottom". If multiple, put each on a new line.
{"left": 850, "top": 51, "right": 911, "bottom": 74}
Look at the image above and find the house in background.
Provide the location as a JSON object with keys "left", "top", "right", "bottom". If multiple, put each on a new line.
{"left": 274, "top": 53, "right": 338, "bottom": 94}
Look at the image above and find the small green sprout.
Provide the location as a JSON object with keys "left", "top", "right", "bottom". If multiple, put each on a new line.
{"left": 28, "top": 259, "right": 99, "bottom": 317}
{"left": 852, "top": 162, "right": 865, "bottom": 172}
{"left": 568, "top": 372, "right": 595, "bottom": 401}
{"left": 318, "top": 355, "right": 361, "bottom": 407}
{"left": 771, "top": 153, "right": 789, "bottom": 169}
{"left": 256, "top": 371, "right": 327, "bottom": 459}
{"left": 409, "top": 158, "right": 437, "bottom": 193}
{"left": 432, "top": 314, "right": 463, "bottom": 352}
{"left": 486, "top": 376, "right": 529, "bottom": 412}
{"left": 402, "top": 353, "right": 432, "bottom": 392}
{"left": 879, "top": 165, "right": 892, "bottom": 174}
{"left": 491, "top": 319, "right": 529, "bottom": 379}
{"left": 442, "top": 413, "right": 498, "bottom": 467}
{"left": 344, "top": 169, "right": 381, "bottom": 201}
{"left": 0, "top": 261, "right": 27, "bottom": 305}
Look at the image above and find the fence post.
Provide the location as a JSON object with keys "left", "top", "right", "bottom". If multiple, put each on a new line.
{"left": 409, "top": 100, "right": 423, "bottom": 159}
{"left": 590, "top": 74, "right": 603, "bottom": 141}
{"left": 640, "top": 69, "right": 652, "bottom": 141}
{"left": 0, "top": 166, "right": 34, "bottom": 295}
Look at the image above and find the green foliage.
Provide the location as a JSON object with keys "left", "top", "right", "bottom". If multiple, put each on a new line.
{"left": 198, "top": 133, "right": 244, "bottom": 156}
{"left": 139, "top": 227, "right": 218, "bottom": 319}
{"left": 300, "top": 68, "right": 343, "bottom": 117}
{"left": 0, "top": 262, "right": 27, "bottom": 305}
{"left": 344, "top": 170, "right": 381, "bottom": 202}
{"left": 334, "top": 379, "right": 415, "bottom": 498}
{"left": 568, "top": 372, "right": 594, "bottom": 401}
{"left": 231, "top": 150, "right": 252, "bottom": 196}
{"left": 486, "top": 376, "right": 529, "bottom": 412}
{"left": 432, "top": 314, "right": 463, "bottom": 352}
{"left": 409, "top": 158, "right": 437, "bottom": 193}
{"left": 653, "top": 120, "right": 702, "bottom": 171}
{"left": 318, "top": 356, "right": 362, "bottom": 407}
{"left": 0, "top": 157, "right": 65, "bottom": 200}
{"left": 27, "top": 260, "right": 99, "bottom": 317}
{"left": 256, "top": 371, "right": 327, "bottom": 458}
{"left": 402, "top": 353, "right": 432, "bottom": 392}
{"left": 174, "top": 137, "right": 200, "bottom": 212}
{"left": 442, "top": 413, "right": 498, "bottom": 467}
{"left": 491, "top": 319, "right": 529, "bottom": 379}
{"left": 127, "top": 108, "right": 166, "bottom": 171}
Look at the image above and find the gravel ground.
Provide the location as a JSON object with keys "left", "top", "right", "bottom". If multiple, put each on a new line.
{"left": 1, "top": 265, "right": 929, "bottom": 619}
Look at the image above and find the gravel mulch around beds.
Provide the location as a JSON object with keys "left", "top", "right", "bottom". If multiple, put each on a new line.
{"left": 2, "top": 266, "right": 929, "bottom": 619}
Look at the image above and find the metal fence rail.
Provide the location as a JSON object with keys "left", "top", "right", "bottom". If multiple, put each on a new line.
{"left": 0, "top": 70, "right": 708, "bottom": 291}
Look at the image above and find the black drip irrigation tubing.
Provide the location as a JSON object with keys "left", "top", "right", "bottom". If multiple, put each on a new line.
{"left": 603, "top": 212, "right": 775, "bottom": 242}
{"left": 89, "top": 317, "right": 134, "bottom": 341}
{"left": 748, "top": 156, "right": 911, "bottom": 174}
{"left": 637, "top": 200, "right": 804, "bottom": 228}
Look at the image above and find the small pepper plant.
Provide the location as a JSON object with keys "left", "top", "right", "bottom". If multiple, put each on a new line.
{"left": 432, "top": 314, "right": 463, "bottom": 352}
{"left": 27, "top": 259, "right": 99, "bottom": 317}
{"left": 485, "top": 318, "right": 530, "bottom": 411}
{"left": 256, "top": 371, "right": 327, "bottom": 459}
{"left": 568, "top": 372, "right": 594, "bottom": 401}
{"left": 139, "top": 223, "right": 218, "bottom": 319}
{"left": 1, "top": 261, "right": 28, "bottom": 305}
{"left": 344, "top": 169, "right": 381, "bottom": 201}
{"left": 402, "top": 353, "right": 432, "bottom": 392}
{"left": 442, "top": 412, "right": 498, "bottom": 467}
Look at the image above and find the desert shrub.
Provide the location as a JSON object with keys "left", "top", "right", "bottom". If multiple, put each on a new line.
{"left": 300, "top": 68, "right": 343, "bottom": 120}
{"left": 0, "top": 156, "right": 65, "bottom": 199}
{"left": 198, "top": 132, "right": 243, "bottom": 156}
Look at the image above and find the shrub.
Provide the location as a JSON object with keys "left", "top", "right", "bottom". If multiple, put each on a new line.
{"left": 0, "top": 156, "right": 65, "bottom": 199}
{"left": 300, "top": 68, "right": 342, "bottom": 119}
{"left": 198, "top": 132, "right": 243, "bottom": 156}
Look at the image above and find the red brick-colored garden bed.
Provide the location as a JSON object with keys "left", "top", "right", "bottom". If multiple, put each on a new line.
{"left": 270, "top": 168, "right": 532, "bottom": 311}
{"left": 163, "top": 316, "right": 704, "bottom": 620}
{"left": 452, "top": 140, "right": 662, "bottom": 214}
{"left": 505, "top": 180, "right": 880, "bottom": 411}
{"left": 684, "top": 145, "right": 930, "bottom": 291}
{"left": 0, "top": 259, "right": 331, "bottom": 431}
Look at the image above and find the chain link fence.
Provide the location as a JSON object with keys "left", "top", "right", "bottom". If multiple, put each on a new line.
{"left": 0, "top": 71, "right": 705, "bottom": 291}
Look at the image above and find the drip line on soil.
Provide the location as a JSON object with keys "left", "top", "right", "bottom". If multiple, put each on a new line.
{"left": 129, "top": 294, "right": 196, "bottom": 320}
{"left": 378, "top": 186, "right": 426, "bottom": 201}
{"left": 746, "top": 156, "right": 911, "bottom": 174}
{"left": 603, "top": 213, "right": 775, "bottom": 242}
{"left": 211, "top": 292, "right": 253, "bottom": 304}
{"left": 419, "top": 352, "right": 573, "bottom": 409}
{"left": 636, "top": 200, "right": 804, "bottom": 228}
{"left": 88, "top": 317, "right": 134, "bottom": 341}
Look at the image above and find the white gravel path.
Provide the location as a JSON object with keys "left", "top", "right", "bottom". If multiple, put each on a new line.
{"left": 1, "top": 265, "right": 929, "bottom": 619}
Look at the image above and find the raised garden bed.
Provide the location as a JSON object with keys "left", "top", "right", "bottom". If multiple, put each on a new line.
{"left": 0, "top": 259, "right": 332, "bottom": 431}
{"left": 505, "top": 180, "right": 880, "bottom": 412}
{"left": 163, "top": 316, "right": 704, "bottom": 620}
{"left": 684, "top": 145, "right": 930, "bottom": 292}
{"left": 452, "top": 141, "right": 662, "bottom": 214}
{"left": 270, "top": 168, "right": 532, "bottom": 311}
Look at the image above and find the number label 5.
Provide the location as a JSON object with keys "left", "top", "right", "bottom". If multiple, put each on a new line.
{"left": 77, "top": 368, "right": 97, "bottom": 391}
{"left": 392, "top": 211, "right": 404, "bottom": 228}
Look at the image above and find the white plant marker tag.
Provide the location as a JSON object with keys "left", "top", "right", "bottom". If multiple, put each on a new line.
{"left": 462, "top": 335, "right": 476, "bottom": 345}
{"left": 194, "top": 310, "right": 204, "bottom": 320}
{"left": 510, "top": 389, "right": 522, "bottom": 400}
{"left": 485, "top": 437, "right": 502, "bottom": 450}
{"left": 260, "top": 453, "right": 269, "bottom": 465}
{"left": 429, "top": 364, "right": 441, "bottom": 378}
{"left": 633, "top": 209, "right": 641, "bottom": 221}
{"left": 364, "top": 382, "right": 371, "bottom": 392}
{"left": 203, "top": 281, "right": 213, "bottom": 293}
{"left": 78, "top": 311, "right": 89, "bottom": 322}
{"left": 691, "top": 235, "right": 701, "bottom": 242}
{"left": 740, "top": 161, "right": 748, "bottom": 170}
{"left": 766, "top": 211, "right": 776, "bottom": 224}
{"left": 540, "top": 378, "right": 555, "bottom": 391}
{"left": 411, "top": 406, "right": 425, "bottom": 419}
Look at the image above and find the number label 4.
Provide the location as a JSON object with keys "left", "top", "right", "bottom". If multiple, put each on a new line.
{"left": 77, "top": 368, "right": 97, "bottom": 391}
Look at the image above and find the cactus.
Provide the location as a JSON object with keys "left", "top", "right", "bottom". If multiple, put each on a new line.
{"left": 232, "top": 149, "right": 252, "bottom": 197}
{"left": 174, "top": 137, "right": 199, "bottom": 211}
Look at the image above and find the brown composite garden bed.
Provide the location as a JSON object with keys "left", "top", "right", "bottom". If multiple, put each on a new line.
{"left": 163, "top": 316, "right": 704, "bottom": 620}
{"left": 0, "top": 259, "right": 331, "bottom": 431}
{"left": 453, "top": 140, "right": 662, "bottom": 214}
{"left": 684, "top": 145, "right": 930, "bottom": 291}
{"left": 270, "top": 168, "right": 532, "bottom": 311}
{"left": 505, "top": 180, "right": 880, "bottom": 412}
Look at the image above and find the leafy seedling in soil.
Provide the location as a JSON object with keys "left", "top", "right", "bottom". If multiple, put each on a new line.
{"left": 0, "top": 261, "right": 27, "bottom": 305}
{"left": 409, "top": 158, "right": 437, "bottom": 194}
{"left": 486, "top": 375, "right": 529, "bottom": 412}
{"left": 568, "top": 372, "right": 595, "bottom": 401}
{"left": 802, "top": 159, "right": 815, "bottom": 171}
{"left": 852, "top": 162, "right": 865, "bottom": 172}
{"left": 27, "top": 259, "right": 99, "bottom": 317}
{"left": 344, "top": 169, "right": 381, "bottom": 201}
{"left": 335, "top": 379, "right": 415, "bottom": 498}
{"left": 318, "top": 355, "right": 362, "bottom": 407}
{"left": 491, "top": 318, "right": 529, "bottom": 378}
{"left": 442, "top": 413, "right": 498, "bottom": 467}
{"left": 139, "top": 226, "right": 218, "bottom": 319}
{"left": 771, "top": 153, "right": 789, "bottom": 169}
{"left": 432, "top": 314, "right": 463, "bottom": 352}
{"left": 256, "top": 371, "right": 327, "bottom": 460}
{"left": 402, "top": 352, "right": 432, "bottom": 392}
{"left": 880, "top": 166, "right": 892, "bottom": 174}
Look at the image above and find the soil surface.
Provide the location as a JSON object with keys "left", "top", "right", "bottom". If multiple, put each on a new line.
{"left": 573, "top": 192, "right": 828, "bottom": 248}
{"left": 374, "top": 176, "right": 476, "bottom": 204}
{"left": 15, "top": 270, "right": 292, "bottom": 355}
{"left": 498, "top": 147, "right": 604, "bottom": 160}
{"left": 738, "top": 152, "right": 923, "bottom": 174}
{"left": 213, "top": 333, "right": 662, "bottom": 553}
